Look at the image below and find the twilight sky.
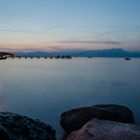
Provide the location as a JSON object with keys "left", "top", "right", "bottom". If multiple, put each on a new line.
{"left": 0, "top": 0, "right": 140, "bottom": 52}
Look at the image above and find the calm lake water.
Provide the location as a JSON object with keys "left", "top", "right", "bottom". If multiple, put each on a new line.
{"left": 0, "top": 58, "right": 140, "bottom": 138}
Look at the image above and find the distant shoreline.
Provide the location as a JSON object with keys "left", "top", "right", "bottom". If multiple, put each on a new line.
{"left": 11, "top": 48, "right": 140, "bottom": 58}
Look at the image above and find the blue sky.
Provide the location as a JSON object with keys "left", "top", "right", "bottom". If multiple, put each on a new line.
{"left": 0, "top": 0, "right": 140, "bottom": 51}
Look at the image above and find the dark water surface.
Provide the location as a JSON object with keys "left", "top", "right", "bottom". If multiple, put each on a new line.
{"left": 0, "top": 58, "right": 140, "bottom": 138}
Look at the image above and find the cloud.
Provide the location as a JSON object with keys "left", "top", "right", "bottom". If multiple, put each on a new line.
{"left": 0, "top": 28, "right": 38, "bottom": 33}
{"left": 0, "top": 27, "right": 57, "bottom": 34}
{"left": 59, "top": 40, "right": 123, "bottom": 45}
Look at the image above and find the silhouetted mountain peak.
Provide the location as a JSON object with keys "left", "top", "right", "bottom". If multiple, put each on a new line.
{"left": 12, "top": 48, "right": 140, "bottom": 57}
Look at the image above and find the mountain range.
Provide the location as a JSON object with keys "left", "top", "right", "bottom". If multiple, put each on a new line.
{"left": 12, "top": 48, "right": 140, "bottom": 57}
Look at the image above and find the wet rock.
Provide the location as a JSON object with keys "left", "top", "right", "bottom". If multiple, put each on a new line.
{"left": 60, "top": 104, "right": 134, "bottom": 132}
{"left": 0, "top": 112, "right": 56, "bottom": 140}
{"left": 66, "top": 119, "right": 140, "bottom": 140}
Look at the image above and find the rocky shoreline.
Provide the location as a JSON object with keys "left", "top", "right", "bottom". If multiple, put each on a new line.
{"left": 0, "top": 104, "right": 140, "bottom": 140}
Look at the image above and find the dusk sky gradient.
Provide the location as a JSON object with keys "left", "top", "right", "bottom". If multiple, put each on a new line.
{"left": 0, "top": 0, "right": 140, "bottom": 52}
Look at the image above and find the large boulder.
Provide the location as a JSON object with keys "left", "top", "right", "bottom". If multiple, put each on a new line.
{"left": 0, "top": 112, "right": 56, "bottom": 140}
{"left": 66, "top": 119, "right": 140, "bottom": 140}
{"left": 60, "top": 104, "right": 134, "bottom": 132}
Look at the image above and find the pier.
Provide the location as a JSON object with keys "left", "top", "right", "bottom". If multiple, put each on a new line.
{"left": 0, "top": 52, "right": 73, "bottom": 60}
{"left": 11, "top": 56, "right": 72, "bottom": 60}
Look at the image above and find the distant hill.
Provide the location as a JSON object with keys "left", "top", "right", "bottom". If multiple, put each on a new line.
{"left": 12, "top": 48, "right": 140, "bottom": 57}
{"left": 74, "top": 48, "right": 140, "bottom": 57}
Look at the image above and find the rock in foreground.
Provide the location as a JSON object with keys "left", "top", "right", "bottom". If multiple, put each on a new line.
{"left": 0, "top": 112, "right": 56, "bottom": 140}
{"left": 60, "top": 104, "right": 134, "bottom": 132}
{"left": 66, "top": 119, "right": 140, "bottom": 140}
